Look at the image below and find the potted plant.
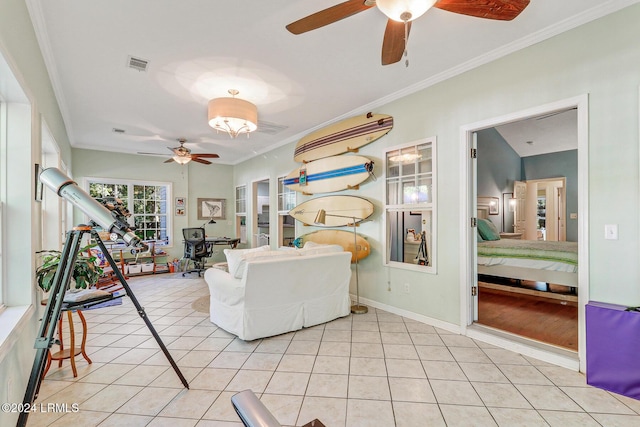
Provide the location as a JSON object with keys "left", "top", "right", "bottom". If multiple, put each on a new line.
{"left": 35, "top": 244, "right": 104, "bottom": 292}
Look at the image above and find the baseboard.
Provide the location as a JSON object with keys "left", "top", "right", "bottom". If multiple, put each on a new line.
{"left": 467, "top": 324, "right": 580, "bottom": 371}
{"left": 351, "top": 294, "right": 461, "bottom": 334}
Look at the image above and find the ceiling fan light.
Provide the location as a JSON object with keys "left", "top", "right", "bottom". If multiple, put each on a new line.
{"left": 173, "top": 155, "right": 191, "bottom": 165}
{"left": 207, "top": 92, "right": 258, "bottom": 138}
{"left": 376, "top": 0, "right": 436, "bottom": 22}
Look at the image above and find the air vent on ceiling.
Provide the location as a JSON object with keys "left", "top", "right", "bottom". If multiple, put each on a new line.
{"left": 112, "top": 128, "right": 126, "bottom": 134}
{"left": 256, "top": 120, "right": 288, "bottom": 135}
{"left": 127, "top": 55, "right": 149, "bottom": 72}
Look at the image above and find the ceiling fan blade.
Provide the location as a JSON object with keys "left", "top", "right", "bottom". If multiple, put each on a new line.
{"left": 191, "top": 153, "right": 220, "bottom": 159}
{"left": 434, "top": 0, "right": 530, "bottom": 21}
{"left": 137, "top": 151, "right": 170, "bottom": 157}
{"left": 286, "top": 0, "right": 375, "bottom": 35}
{"left": 164, "top": 158, "right": 175, "bottom": 163}
{"left": 191, "top": 157, "right": 212, "bottom": 165}
{"left": 382, "top": 19, "right": 411, "bottom": 66}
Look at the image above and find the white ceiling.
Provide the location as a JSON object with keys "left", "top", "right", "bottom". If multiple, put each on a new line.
{"left": 26, "top": 0, "right": 635, "bottom": 165}
{"left": 495, "top": 108, "right": 578, "bottom": 157}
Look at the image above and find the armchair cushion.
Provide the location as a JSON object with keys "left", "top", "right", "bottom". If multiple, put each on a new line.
{"left": 231, "top": 250, "right": 300, "bottom": 279}
{"left": 224, "top": 245, "right": 270, "bottom": 279}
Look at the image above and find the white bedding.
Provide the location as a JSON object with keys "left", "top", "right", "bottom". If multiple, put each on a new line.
{"left": 477, "top": 255, "right": 578, "bottom": 273}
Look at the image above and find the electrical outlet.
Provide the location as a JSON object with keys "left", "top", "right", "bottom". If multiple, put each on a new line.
{"left": 403, "top": 283, "right": 410, "bottom": 293}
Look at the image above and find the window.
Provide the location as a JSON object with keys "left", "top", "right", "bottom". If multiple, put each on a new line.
{"left": 385, "top": 138, "right": 436, "bottom": 272}
{"left": 87, "top": 178, "right": 172, "bottom": 246}
{"left": 278, "top": 176, "right": 296, "bottom": 247}
{"left": 235, "top": 185, "right": 247, "bottom": 244}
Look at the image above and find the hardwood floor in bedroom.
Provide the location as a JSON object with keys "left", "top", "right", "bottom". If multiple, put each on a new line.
{"left": 477, "top": 280, "right": 578, "bottom": 352}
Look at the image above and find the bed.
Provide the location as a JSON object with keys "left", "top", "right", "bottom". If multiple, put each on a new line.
{"left": 477, "top": 238, "right": 578, "bottom": 288}
{"left": 474, "top": 208, "right": 578, "bottom": 287}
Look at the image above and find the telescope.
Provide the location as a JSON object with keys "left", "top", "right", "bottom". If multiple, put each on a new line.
{"left": 39, "top": 167, "right": 146, "bottom": 250}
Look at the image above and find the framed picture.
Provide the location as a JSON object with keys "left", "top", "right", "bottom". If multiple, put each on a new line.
{"left": 34, "top": 163, "right": 44, "bottom": 202}
{"left": 175, "top": 197, "right": 186, "bottom": 208}
{"left": 198, "top": 198, "right": 226, "bottom": 220}
{"left": 478, "top": 196, "right": 499, "bottom": 215}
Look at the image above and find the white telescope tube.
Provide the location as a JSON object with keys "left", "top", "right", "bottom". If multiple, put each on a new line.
{"left": 39, "top": 167, "right": 145, "bottom": 249}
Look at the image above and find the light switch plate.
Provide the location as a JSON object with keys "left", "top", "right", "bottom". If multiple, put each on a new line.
{"left": 604, "top": 224, "right": 618, "bottom": 240}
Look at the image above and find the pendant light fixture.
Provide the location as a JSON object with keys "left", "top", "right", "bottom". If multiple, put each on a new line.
{"left": 376, "top": 0, "right": 437, "bottom": 66}
{"left": 207, "top": 89, "right": 258, "bottom": 138}
{"left": 376, "top": 0, "right": 436, "bottom": 22}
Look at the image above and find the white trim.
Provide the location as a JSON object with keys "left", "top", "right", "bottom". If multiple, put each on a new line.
{"left": 250, "top": 177, "right": 271, "bottom": 248}
{"left": 0, "top": 305, "right": 34, "bottom": 364}
{"left": 467, "top": 325, "right": 579, "bottom": 371}
{"left": 459, "top": 95, "right": 589, "bottom": 372}
{"left": 25, "top": 0, "right": 75, "bottom": 144}
{"left": 383, "top": 137, "right": 437, "bottom": 274}
{"left": 354, "top": 295, "right": 461, "bottom": 334}
{"left": 235, "top": 184, "right": 247, "bottom": 215}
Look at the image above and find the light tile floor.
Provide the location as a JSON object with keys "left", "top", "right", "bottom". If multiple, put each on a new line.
{"left": 26, "top": 275, "right": 640, "bottom": 426}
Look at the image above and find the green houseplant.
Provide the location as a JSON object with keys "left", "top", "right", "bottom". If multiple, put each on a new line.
{"left": 36, "top": 244, "right": 103, "bottom": 292}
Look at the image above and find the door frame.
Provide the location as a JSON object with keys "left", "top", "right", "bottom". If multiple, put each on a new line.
{"left": 458, "top": 95, "right": 590, "bottom": 372}
{"left": 251, "top": 177, "right": 271, "bottom": 248}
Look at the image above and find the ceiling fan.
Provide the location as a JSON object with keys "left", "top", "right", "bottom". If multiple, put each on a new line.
{"left": 138, "top": 138, "right": 220, "bottom": 165}
{"left": 286, "top": 0, "right": 530, "bottom": 65}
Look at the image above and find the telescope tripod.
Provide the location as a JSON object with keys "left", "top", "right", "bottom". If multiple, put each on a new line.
{"left": 18, "top": 226, "right": 189, "bottom": 427}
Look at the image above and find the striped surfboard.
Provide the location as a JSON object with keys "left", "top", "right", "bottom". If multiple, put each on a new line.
{"left": 294, "top": 113, "right": 393, "bottom": 163}
{"left": 284, "top": 155, "right": 374, "bottom": 194}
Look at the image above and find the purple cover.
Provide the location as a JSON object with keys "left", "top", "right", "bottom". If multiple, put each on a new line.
{"left": 586, "top": 301, "right": 640, "bottom": 399}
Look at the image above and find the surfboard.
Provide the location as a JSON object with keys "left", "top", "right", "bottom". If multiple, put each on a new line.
{"left": 294, "top": 113, "right": 393, "bottom": 163}
{"left": 284, "top": 155, "right": 374, "bottom": 195}
{"left": 289, "top": 195, "right": 374, "bottom": 227}
{"left": 293, "top": 230, "right": 370, "bottom": 263}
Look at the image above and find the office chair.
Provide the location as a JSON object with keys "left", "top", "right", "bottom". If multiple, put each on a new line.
{"left": 182, "top": 227, "right": 212, "bottom": 277}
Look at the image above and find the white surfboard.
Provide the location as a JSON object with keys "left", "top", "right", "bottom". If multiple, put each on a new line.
{"left": 289, "top": 195, "right": 374, "bottom": 227}
{"left": 284, "top": 155, "right": 374, "bottom": 195}
{"left": 294, "top": 229, "right": 371, "bottom": 263}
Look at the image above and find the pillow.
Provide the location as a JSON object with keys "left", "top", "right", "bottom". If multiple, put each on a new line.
{"left": 233, "top": 250, "right": 300, "bottom": 279}
{"left": 224, "top": 245, "right": 269, "bottom": 278}
{"left": 477, "top": 229, "right": 485, "bottom": 243}
{"left": 477, "top": 218, "right": 500, "bottom": 241}
{"left": 298, "top": 243, "right": 345, "bottom": 256}
{"left": 63, "top": 288, "right": 111, "bottom": 303}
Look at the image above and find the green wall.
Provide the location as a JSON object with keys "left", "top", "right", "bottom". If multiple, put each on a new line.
{"left": 72, "top": 148, "right": 235, "bottom": 264}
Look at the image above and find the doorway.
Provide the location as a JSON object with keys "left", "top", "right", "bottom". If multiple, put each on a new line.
{"left": 252, "top": 178, "right": 270, "bottom": 247}
{"left": 515, "top": 177, "right": 567, "bottom": 241}
{"left": 460, "top": 95, "right": 589, "bottom": 371}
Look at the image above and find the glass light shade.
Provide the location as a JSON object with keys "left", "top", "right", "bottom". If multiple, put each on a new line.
{"left": 388, "top": 153, "right": 422, "bottom": 163}
{"left": 208, "top": 97, "right": 258, "bottom": 138}
{"left": 376, "top": 0, "right": 437, "bottom": 22}
{"left": 173, "top": 155, "right": 191, "bottom": 165}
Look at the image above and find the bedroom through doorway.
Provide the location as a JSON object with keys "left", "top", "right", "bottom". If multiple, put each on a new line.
{"left": 464, "top": 97, "right": 589, "bottom": 365}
